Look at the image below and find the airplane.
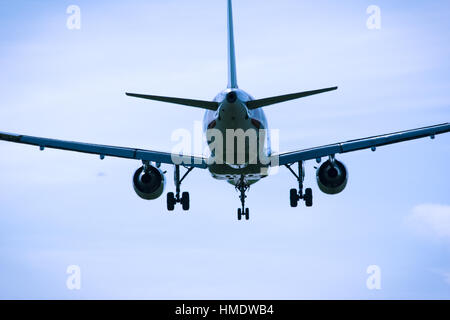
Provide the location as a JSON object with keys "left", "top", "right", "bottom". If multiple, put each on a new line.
{"left": 0, "top": 0, "right": 449, "bottom": 221}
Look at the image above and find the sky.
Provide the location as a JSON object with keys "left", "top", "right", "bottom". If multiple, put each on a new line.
{"left": 0, "top": 0, "right": 449, "bottom": 299}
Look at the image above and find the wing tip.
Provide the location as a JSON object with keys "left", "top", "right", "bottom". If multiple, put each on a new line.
{"left": 0, "top": 132, "right": 21, "bottom": 142}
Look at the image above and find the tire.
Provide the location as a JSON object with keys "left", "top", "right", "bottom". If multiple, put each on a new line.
{"left": 181, "top": 192, "right": 190, "bottom": 211}
{"left": 305, "top": 188, "right": 313, "bottom": 207}
{"left": 245, "top": 208, "right": 250, "bottom": 220}
{"left": 290, "top": 189, "right": 298, "bottom": 207}
{"left": 167, "top": 192, "right": 175, "bottom": 211}
{"left": 237, "top": 208, "right": 242, "bottom": 220}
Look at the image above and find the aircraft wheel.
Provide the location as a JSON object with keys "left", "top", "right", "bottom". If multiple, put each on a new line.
{"left": 304, "top": 188, "right": 313, "bottom": 207}
{"left": 245, "top": 208, "right": 250, "bottom": 220}
{"left": 290, "top": 189, "right": 298, "bottom": 207}
{"left": 167, "top": 192, "right": 176, "bottom": 211}
{"left": 181, "top": 192, "right": 190, "bottom": 211}
{"left": 237, "top": 208, "right": 242, "bottom": 220}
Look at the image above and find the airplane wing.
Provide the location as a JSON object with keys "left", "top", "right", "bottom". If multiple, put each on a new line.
{"left": 272, "top": 123, "right": 450, "bottom": 166}
{"left": 0, "top": 131, "right": 208, "bottom": 169}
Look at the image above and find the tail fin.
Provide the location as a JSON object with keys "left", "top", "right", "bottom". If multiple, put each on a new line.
{"left": 227, "top": 0, "right": 238, "bottom": 89}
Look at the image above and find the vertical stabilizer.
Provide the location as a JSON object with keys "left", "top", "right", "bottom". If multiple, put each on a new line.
{"left": 227, "top": 0, "right": 238, "bottom": 88}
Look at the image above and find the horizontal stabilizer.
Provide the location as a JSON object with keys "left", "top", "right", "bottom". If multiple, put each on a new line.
{"left": 247, "top": 86, "right": 338, "bottom": 110}
{"left": 126, "top": 93, "right": 219, "bottom": 111}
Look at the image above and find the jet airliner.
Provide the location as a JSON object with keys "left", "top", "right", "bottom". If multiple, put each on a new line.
{"left": 1, "top": 0, "right": 449, "bottom": 220}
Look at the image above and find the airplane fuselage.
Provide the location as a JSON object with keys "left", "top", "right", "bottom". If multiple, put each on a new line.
{"left": 203, "top": 88, "right": 271, "bottom": 186}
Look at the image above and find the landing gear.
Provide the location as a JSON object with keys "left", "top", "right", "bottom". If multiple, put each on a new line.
{"left": 237, "top": 208, "right": 250, "bottom": 221}
{"left": 167, "top": 192, "right": 176, "bottom": 211}
{"left": 236, "top": 175, "right": 250, "bottom": 221}
{"left": 181, "top": 192, "right": 190, "bottom": 211}
{"left": 290, "top": 188, "right": 298, "bottom": 207}
{"left": 304, "top": 188, "right": 313, "bottom": 207}
{"left": 286, "top": 161, "right": 313, "bottom": 208}
{"left": 166, "top": 165, "right": 193, "bottom": 211}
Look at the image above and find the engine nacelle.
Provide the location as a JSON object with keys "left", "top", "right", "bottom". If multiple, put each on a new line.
{"left": 132, "top": 165, "right": 165, "bottom": 200}
{"left": 316, "top": 159, "right": 348, "bottom": 195}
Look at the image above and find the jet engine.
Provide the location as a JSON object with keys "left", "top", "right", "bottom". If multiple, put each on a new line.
{"left": 132, "top": 165, "right": 165, "bottom": 200}
{"left": 316, "top": 159, "right": 348, "bottom": 195}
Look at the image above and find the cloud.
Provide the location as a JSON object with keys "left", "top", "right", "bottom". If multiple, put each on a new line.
{"left": 406, "top": 204, "right": 450, "bottom": 240}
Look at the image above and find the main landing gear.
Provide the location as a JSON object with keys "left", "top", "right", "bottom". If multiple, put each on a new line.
{"left": 167, "top": 165, "right": 193, "bottom": 211}
{"left": 236, "top": 175, "right": 250, "bottom": 221}
{"left": 285, "top": 161, "right": 313, "bottom": 208}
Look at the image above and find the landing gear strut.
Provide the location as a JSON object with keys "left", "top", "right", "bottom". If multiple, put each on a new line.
{"left": 285, "top": 161, "right": 313, "bottom": 208}
{"left": 236, "top": 175, "right": 250, "bottom": 221}
{"left": 167, "top": 165, "right": 193, "bottom": 211}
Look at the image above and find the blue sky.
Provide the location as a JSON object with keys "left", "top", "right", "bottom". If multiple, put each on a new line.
{"left": 0, "top": 0, "right": 449, "bottom": 299}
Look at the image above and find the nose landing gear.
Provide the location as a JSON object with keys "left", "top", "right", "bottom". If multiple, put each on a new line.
{"left": 236, "top": 175, "right": 250, "bottom": 221}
